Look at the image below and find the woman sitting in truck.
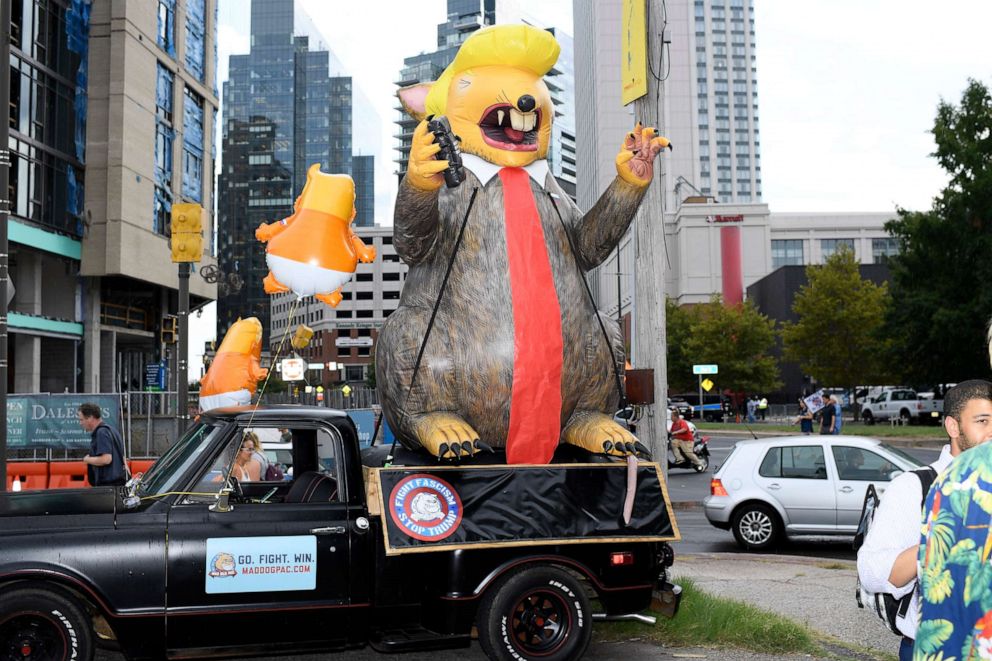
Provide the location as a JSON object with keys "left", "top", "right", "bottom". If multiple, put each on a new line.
{"left": 235, "top": 434, "right": 263, "bottom": 481}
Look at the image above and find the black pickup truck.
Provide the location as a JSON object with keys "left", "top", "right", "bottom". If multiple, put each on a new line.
{"left": 0, "top": 406, "right": 680, "bottom": 661}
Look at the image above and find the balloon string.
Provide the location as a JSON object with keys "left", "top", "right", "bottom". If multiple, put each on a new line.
{"left": 223, "top": 297, "right": 302, "bottom": 485}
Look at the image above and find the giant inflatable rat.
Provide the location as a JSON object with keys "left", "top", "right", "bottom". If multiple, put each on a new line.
{"left": 377, "top": 25, "right": 671, "bottom": 463}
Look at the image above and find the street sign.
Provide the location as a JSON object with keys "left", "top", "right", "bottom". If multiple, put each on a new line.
{"left": 307, "top": 362, "right": 324, "bottom": 370}
{"left": 701, "top": 378, "right": 714, "bottom": 392}
{"left": 341, "top": 384, "right": 352, "bottom": 397}
{"left": 280, "top": 358, "right": 305, "bottom": 382}
{"left": 692, "top": 364, "right": 718, "bottom": 375}
{"left": 335, "top": 337, "right": 373, "bottom": 348}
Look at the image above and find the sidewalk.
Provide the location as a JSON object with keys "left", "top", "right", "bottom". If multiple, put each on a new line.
{"left": 673, "top": 553, "right": 896, "bottom": 660}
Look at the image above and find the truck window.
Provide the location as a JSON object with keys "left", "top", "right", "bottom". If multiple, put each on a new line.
{"left": 137, "top": 423, "right": 224, "bottom": 498}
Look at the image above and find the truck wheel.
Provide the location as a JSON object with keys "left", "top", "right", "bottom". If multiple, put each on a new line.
{"left": 862, "top": 410, "right": 874, "bottom": 426}
{"left": 477, "top": 566, "right": 591, "bottom": 661}
{"left": 900, "top": 410, "right": 912, "bottom": 426}
{"left": 0, "top": 587, "right": 94, "bottom": 661}
{"left": 731, "top": 503, "right": 781, "bottom": 551}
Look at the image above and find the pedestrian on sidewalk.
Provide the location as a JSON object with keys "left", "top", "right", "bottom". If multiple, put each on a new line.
{"left": 746, "top": 397, "right": 757, "bottom": 423}
{"left": 758, "top": 396, "right": 768, "bottom": 421}
{"left": 858, "top": 379, "right": 992, "bottom": 661}
{"left": 78, "top": 402, "right": 128, "bottom": 487}
{"left": 796, "top": 398, "right": 814, "bottom": 435}
{"left": 818, "top": 398, "right": 835, "bottom": 435}
{"left": 832, "top": 395, "right": 843, "bottom": 435}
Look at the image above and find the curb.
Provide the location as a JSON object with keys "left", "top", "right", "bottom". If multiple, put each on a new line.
{"left": 670, "top": 500, "right": 702, "bottom": 511}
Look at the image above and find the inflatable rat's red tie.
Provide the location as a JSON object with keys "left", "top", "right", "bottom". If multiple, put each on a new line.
{"left": 499, "top": 167, "right": 563, "bottom": 464}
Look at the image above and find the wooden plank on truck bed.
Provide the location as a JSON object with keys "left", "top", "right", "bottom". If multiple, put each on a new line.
{"left": 366, "top": 462, "right": 680, "bottom": 556}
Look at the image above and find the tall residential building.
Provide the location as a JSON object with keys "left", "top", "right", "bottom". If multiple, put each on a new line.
{"left": 217, "top": 0, "right": 376, "bottom": 338}
{"left": 394, "top": 1, "right": 576, "bottom": 198}
{"left": 574, "top": 0, "right": 761, "bottom": 214}
{"left": 7, "top": 0, "right": 218, "bottom": 394}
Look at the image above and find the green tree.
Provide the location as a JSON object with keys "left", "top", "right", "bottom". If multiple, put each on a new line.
{"left": 679, "top": 297, "right": 781, "bottom": 396}
{"left": 780, "top": 247, "right": 892, "bottom": 417}
{"left": 884, "top": 79, "right": 992, "bottom": 384}
{"left": 665, "top": 298, "right": 696, "bottom": 392}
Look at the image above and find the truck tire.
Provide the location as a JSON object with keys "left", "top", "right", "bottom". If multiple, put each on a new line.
{"left": 0, "top": 586, "right": 94, "bottom": 661}
{"left": 862, "top": 410, "right": 874, "bottom": 426}
{"left": 477, "top": 565, "right": 591, "bottom": 661}
{"left": 900, "top": 409, "right": 912, "bottom": 425}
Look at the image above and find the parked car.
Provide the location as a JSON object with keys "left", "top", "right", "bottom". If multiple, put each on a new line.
{"left": 860, "top": 388, "right": 943, "bottom": 425}
{"left": 703, "top": 435, "right": 923, "bottom": 551}
{"left": 668, "top": 398, "right": 693, "bottom": 418}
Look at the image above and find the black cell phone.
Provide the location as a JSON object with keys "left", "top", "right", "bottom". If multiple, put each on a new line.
{"left": 427, "top": 115, "right": 465, "bottom": 188}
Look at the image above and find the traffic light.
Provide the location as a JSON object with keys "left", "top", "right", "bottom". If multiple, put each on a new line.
{"left": 161, "top": 316, "right": 177, "bottom": 344}
{"left": 171, "top": 203, "right": 204, "bottom": 263}
{"left": 291, "top": 324, "right": 314, "bottom": 350}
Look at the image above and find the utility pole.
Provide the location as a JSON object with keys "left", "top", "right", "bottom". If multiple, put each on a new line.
{"left": 171, "top": 203, "right": 203, "bottom": 437}
{"left": 177, "top": 263, "right": 190, "bottom": 436}
{"left": 631, "top": 0, "right": 669, "bottom": 462}
{"left": 0, "top": 0, "right": 12, "bottom": 491}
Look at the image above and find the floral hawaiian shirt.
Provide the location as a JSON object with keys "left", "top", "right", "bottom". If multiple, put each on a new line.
{"left": 916, "top": 442, "right": 992, "bottom": 661}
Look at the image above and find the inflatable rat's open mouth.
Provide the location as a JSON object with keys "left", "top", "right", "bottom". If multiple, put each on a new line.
{"left": 478, "top": 104, "right": 540, "bottom": 152}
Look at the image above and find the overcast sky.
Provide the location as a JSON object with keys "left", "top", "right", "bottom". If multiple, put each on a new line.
{"left": 194, "top": 0, "right": 991, "bottom": 359}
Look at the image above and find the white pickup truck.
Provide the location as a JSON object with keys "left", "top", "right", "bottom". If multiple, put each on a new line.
{"left": 860, "top": 388, "right": 943, "bottom": 425}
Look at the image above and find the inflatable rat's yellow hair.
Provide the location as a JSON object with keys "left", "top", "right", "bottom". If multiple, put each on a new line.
{"left": 424, "top": 24, "right": 560, "bottom": 117}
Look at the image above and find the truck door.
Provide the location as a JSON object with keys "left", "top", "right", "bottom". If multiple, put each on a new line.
{"left": 164, "top": 424, "right": 361, "bottom": 654}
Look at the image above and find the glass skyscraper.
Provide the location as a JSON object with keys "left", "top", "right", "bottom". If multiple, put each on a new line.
{"left": 217, "top": 0, "right": 373, "bottom": 337}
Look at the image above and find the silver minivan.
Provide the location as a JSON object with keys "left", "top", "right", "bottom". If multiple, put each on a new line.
{"left": 703, "top": 436, "right": 923, "bottom": 550}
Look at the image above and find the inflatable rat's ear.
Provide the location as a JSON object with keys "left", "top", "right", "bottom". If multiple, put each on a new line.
{"left": 398, "top": 82, "right": 432, "bottom": 122}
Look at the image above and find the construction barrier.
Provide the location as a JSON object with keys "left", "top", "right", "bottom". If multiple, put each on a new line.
{"left": 5, "top": 458, "right": 158, "bottom": 491}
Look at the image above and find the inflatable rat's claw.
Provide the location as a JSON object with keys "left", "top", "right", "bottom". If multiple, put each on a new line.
{"left": 634, "top": 442, "right": 651, "bottom": 458}
{"left": 625, "top": 442, "right": 637, "bottom": 455}
{"left": 603, "top": 441, "right": 614, "bottom": 453}
{"left": 437, "top": 443, "right": 449, "bottom": 460}
{"left": 461, "top": 441, "right": 474, "bottom": 456}
{"left": 452, "top": 442, "right": 464, "bottom": 459}
{"left": 475, "top": 439, "right": 493, "bottom": 453}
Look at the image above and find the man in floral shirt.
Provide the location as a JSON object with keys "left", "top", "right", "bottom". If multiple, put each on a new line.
{"left": 916, "top": 396, "right": 992, "bottom": 660}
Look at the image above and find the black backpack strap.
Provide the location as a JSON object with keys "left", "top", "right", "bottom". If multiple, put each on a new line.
{"left": 914, "top": 466, "right": 938, "bottom": 507}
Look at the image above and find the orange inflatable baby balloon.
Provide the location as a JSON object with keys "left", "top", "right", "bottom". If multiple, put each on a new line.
{"left": 256, "top": 164, "right": 376, "bottom": 307}
{"left": 199, "top": 317, "right": 268, "bottom": 411}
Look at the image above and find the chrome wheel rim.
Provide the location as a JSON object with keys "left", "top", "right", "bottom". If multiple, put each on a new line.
{"left": 739, "top": 510, "right": 773, "bottom": 545}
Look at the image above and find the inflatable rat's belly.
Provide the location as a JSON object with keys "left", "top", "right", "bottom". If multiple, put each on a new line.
{"left": 266, "top": 253, "right": 353, "bottom": 296}
{"left": 199, "top": 389, "right": 251, "bottom": 411}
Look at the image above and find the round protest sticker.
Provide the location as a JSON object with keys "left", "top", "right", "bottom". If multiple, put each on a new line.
{"left": 389, "top": 474, "right": 463, "bottom": 542}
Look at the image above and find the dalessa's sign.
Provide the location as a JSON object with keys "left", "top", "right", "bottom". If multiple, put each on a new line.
{"left": 7, "top": 394, "right": 121, "bottom": 449}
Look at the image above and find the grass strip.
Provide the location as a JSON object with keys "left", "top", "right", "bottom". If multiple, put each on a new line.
{"left": 594, "top": 577, "right": 821, "bottom": 655}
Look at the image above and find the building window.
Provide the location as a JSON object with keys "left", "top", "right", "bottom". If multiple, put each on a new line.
{"left": 156, "top": 63, "right": 174, "bottom": 122}
{"left": 182, "top": 87, "right": 204, "bottom": 202}
{"left": 157, "top": 0, "right": 175, "bottom": 57}
{"left": 345, "top": 366, "right": 365, "bottom": 381}
{"left": 248, "top": 154, "right": 272, "bottom": 165}
{"left": 821, "top": 239, "right": 855, "bottom": 261}
{"left": 872, "top": 238, "right": 899, "bottom": 264}
{"left": 184, "top": 0, "right": 206, "bottom": 81}
{"left": 771, "top": 240, "right": 804, "bottom": 269}
{"left": 356, "top": 310, "right": 374, "bottom": 319}
{"left": 356, "top": 273, "right": 374, "bottom": 282}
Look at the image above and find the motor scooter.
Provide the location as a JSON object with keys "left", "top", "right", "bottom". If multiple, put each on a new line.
{"left": 667, "top": 429, "right": 710, "bottom": 473}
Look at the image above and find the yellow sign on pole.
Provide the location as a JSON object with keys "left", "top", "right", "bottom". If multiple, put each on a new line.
{"left": 341, "top": 384, "right": 352, "bottom": 397}
{"left": 701, "top": 378, "right": 714, "bottom": 392}
{"left": 621, "top": 0, "right": 648, "bottom": 105}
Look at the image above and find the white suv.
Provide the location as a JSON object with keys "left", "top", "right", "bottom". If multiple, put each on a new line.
{"left": 703, "top": 436, "right": 923, "bottom": 551}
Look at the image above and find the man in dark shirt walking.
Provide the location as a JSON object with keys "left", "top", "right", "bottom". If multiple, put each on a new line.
{"left": 818, "top": 399, "right": 836, "bottom": 435}
{"left": 78, "top": 403, "right": 127, "bottom": 487}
